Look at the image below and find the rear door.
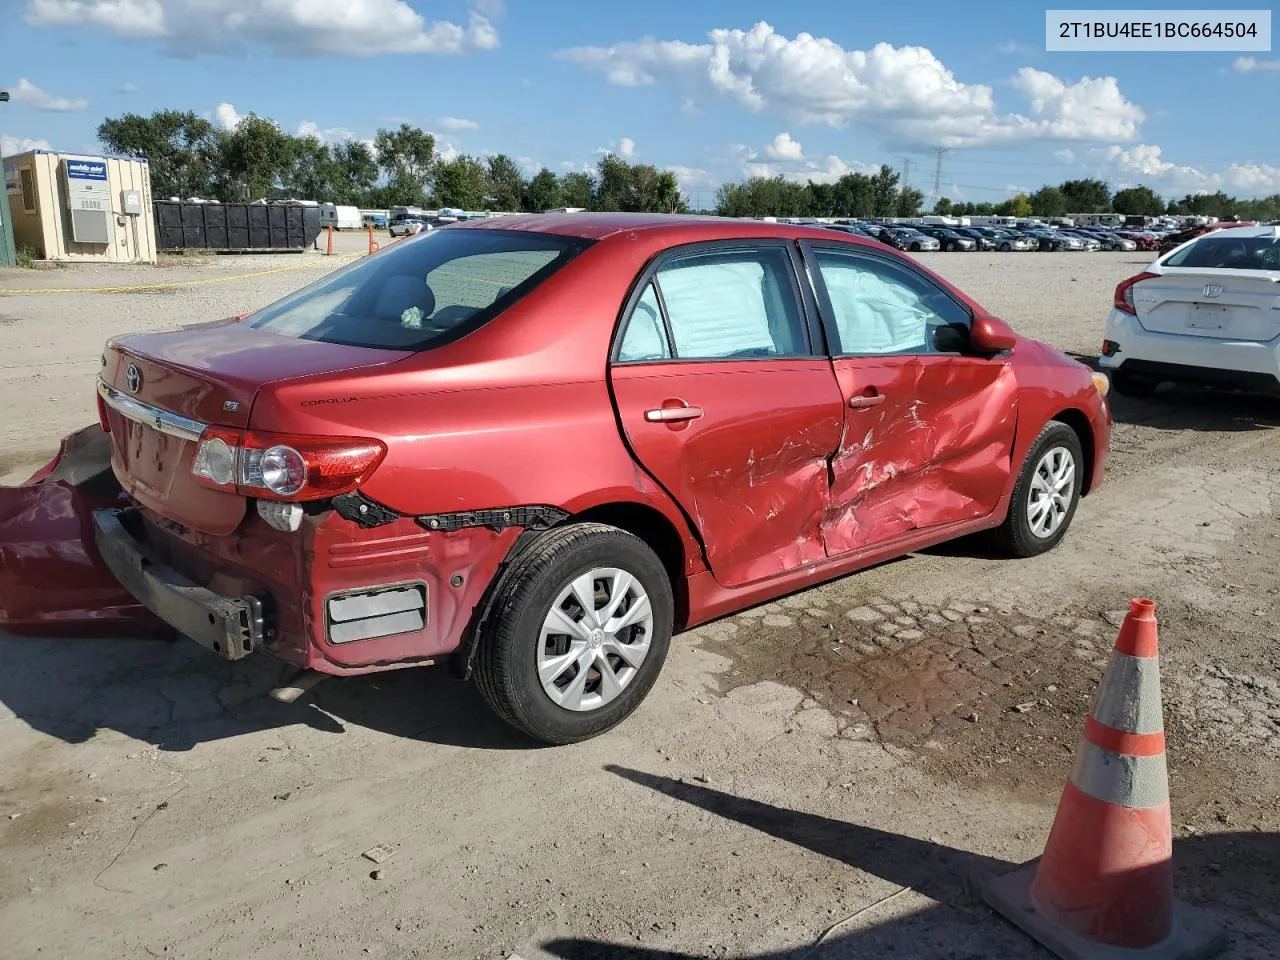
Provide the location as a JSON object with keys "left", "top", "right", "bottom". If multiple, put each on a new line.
{"left": 799, "top": 241, "right": 1019, "bottom": 557}
{"left": 608, "top": 240, "right": 845, "bottom": 588}
{"left": 1133, "top": 269, "right": 1280, "bottom": 341}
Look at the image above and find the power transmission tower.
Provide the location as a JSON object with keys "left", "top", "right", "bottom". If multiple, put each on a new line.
{"left": 900, "top": 156, "right": 911, "bottom": 190}
{"left": 931, "top": 146, "right": 950, "bottom": 201}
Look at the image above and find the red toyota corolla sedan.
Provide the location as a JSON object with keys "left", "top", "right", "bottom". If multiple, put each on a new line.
{"left": 0, "top": 214, "right": 1111, "bottom": 744}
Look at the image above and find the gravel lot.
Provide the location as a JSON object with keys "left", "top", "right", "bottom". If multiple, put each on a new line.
{"left": 1, "top": 242, "right": 1277, "bottom": 960}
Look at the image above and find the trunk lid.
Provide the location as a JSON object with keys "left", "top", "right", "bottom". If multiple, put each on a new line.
{"left": 102, "top": 322, "right": 410, "bottom": 535}
{"left": 1134, "top": 269, "right": 1280, "bottom": 341}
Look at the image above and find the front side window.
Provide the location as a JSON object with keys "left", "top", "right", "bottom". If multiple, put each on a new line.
{"left": 814, "top": 250, "right": 971, "bottom": 356}
{"left": 244, "top": 228, "right": 591, "bottom": 350}
{"left": 650, "top": 248, "right": 808, "bottom": 360}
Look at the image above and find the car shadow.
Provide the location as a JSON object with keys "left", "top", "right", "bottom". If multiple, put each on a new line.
{"left": 539, "top": 768, "right": 1273, "bottom": 959}
{"left": 0, "top": 632, "right": 534, "bottom": 752}
{"left": 1070, "top": 352, "right": 1280, "bottom": 432}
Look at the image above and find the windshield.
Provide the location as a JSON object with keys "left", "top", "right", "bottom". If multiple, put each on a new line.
{"left": 1164, "top": 234, "right": 1280, "bottom": 271}
{"left": 244, "top": 228, "right": 592, "bottom": 350}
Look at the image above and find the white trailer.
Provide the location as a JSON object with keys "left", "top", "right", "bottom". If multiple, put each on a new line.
{"left": 319, "top": 204, "right": 364, "bottom": 230}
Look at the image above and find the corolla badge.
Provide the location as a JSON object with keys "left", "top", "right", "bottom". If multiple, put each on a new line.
{"left": 1202, "top": 283, "right": 1223, "bottom": 299}
{"left": 125, "top": 363, "right": 142, "bottom": 393}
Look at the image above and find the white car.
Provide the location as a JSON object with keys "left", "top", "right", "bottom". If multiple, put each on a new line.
{"left": 1100, "top": 225, "right": 1280, "bottom": 397}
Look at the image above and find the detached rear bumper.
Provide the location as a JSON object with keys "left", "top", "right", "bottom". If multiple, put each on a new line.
{"left": 92, "top": 508, "right": 268, "bottom": 660}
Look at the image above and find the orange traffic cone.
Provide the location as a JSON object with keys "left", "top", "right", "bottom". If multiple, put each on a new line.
{"left": 983, "top": 599, "right": 1226, "bottom": 959}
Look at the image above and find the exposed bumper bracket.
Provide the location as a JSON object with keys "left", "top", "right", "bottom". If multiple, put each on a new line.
{"left": 92, "top": 508, "right": 268, "bottom": 661}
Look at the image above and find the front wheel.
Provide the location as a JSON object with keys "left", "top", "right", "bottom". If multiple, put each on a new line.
{"left": 473, "top": 523, "right": 674, "bottom": 745}
{"left": 991, "top": 421, "right": 1084, "bottom": 558}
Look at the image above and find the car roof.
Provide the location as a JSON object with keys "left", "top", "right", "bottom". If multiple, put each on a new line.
{"left": 448, "top": 211, "right": 888, "bottom": 249}
{"left": 1191, "top": 225, "right": 1279, "bottom": 240}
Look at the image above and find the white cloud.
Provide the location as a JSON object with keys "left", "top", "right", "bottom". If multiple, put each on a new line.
{"left": 764, "top": 132, "right": 803, "bottom": 161}
{"left": 557, "top": 22, "right": 1146, "bottom": 149}
{"left": 997, "top": 41, "right": 1026, "bottom": 54}
{"left": 214, "top": 101, "right": 242, "bottom": 131}
{"left": 25, "top": 0, "right": 501, "bottom": 57}
{"left": 1054, "top": 148, "right": 1076, "bottom": 164}
{"left": 118, "top": 81, "right": 138, "bottom": 93}
{"left": 594, "top": 137, "right": 638, "bottom": 159}
{"left": 1233, "top": 56, "right": 1280, "bottom": 72}
{"left": 668, "top": 164, "right": 714, "bottom": 191}
{"left": 1097, "top": 143, "right": 1280, "bottom": 197}
{"left": 731, "top": 136, "right": 879, "bottom": 184}
{"left": 1, "top": 134, "right": 53, "bottom": 155}
{"left": 433, "top": 116, "right": 479, "bottom": 132}
{"left": 7, "top": 77, "right": 88, "bottom": 112}
{"left": 295, "top": 121, "right": 362, "bottom": 145}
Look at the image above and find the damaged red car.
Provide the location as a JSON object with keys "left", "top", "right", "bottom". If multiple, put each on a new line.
{"left": 0, "top": 214, "right": 1111, "bottom": 744}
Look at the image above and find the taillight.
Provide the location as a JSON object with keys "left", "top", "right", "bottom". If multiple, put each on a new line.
{"left": 96, "top": 392, "right": 112, "bottom": 433}
{"left": 192, "top": 428, "right": 385, "bottom": 501}
{"left": 1114, "top": 271, "right": 1157, "bottom": 315}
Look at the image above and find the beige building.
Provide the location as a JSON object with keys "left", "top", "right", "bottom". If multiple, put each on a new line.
{"left": 4, "top": 150, "right": 156, "bottom": 264}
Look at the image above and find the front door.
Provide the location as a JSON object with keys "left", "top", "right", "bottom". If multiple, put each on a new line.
{"left": 800, "top": 242, "right": 1019, "bottom": 557}
{"left": 608, "top": 241, "right": 845, "bottom": 588}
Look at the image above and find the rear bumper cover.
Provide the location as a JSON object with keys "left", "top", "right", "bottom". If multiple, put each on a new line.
{"left": 92, "top": 507, "right": 267, "bottom": 660}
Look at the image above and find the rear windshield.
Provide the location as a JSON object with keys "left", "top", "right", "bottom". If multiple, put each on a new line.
{"left": 1165, "top": 234, "right": 1280, "bottom": 271}
{"left": 244, "top": 228, "right": 592, "bottom": 350}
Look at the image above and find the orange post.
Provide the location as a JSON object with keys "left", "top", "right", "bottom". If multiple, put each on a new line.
{"left": 325, "top": 225, "right": 334, "bottom": 256}
{"left": 367, "top": 224, "right": 380, "bottom": 255}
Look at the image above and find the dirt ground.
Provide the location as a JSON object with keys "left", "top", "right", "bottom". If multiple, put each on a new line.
{"left": 1, "top": 240, "right": 1277, "bottom": 960}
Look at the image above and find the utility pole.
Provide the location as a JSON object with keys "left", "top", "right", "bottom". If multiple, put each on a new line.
{"left": 931, "top": 146, "right": 950, "bottom": 202}
{"left": 899, "top": 156, "right": 911, "bottom": 191}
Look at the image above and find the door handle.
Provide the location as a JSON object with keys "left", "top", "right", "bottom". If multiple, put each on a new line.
{"left": 849, "top": 393, "right": 886, "bottom": 409}
{"left": 645, "top": 404, "right": 704, "bottom": 423}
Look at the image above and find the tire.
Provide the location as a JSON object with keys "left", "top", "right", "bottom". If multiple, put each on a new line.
{"left": 473, "top": 522, "right": 674, "bottom": 745}
{"left": 1110, "top": 369, "right": 1159, "bottom": 398}
{"left": 1000, "top": 243, "right": 1011, "bottom": 252}
{"left": 991, "top": 421, "right": 1085, "bottom": 558}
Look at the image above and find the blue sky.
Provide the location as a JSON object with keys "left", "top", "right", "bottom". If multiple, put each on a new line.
{"left": 2, "top": 0, "right": 1278, "bottom": 208}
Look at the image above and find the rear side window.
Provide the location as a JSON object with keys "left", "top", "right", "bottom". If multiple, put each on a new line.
{"left": 652, "top": 248, "right": 808, "bottom": 360}
{"left": 244, "top": 228, "right": 591, "bottom": 350}
{"left": 1164, "top": 234, "right": 1280, "bottom": 271}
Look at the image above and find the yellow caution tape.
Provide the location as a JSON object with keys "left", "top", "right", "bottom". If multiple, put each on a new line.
{"left": 0, "top": 252, "right": 362, "bottom": 295}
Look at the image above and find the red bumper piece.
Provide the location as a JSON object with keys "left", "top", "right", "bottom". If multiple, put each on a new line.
{"left": 0, "top": 425, "right": 166, "bottom": 637}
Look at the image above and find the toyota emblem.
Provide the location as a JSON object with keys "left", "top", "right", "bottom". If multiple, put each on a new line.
{"left": 1202, "top": 283, "right": 1223, "bottom": 299}
{"left": 125, "top": 363, "right": 142, "bottom": 393}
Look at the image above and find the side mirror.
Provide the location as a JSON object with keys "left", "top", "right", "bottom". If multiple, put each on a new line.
{"left": 969, "top": 314, "right": 1017, "bottom": 354}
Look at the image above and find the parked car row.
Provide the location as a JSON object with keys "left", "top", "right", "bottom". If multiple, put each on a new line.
{"left": 820, "top": 221, "right": 1140, "bottom": 253}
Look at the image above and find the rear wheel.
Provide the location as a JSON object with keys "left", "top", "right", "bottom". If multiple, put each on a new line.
{"left": 473, "top": 523, "right": 674, "bottom": 745}
{"left": 991, "top": 421, "right": 1084, "bottom": 558}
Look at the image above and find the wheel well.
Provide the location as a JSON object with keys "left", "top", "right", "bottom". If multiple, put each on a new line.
{"left": 570, "top": 502, "right": 690, "bottom": 627}
{"left": 1051, "top": 408, "right": 1095, "bottom": 494}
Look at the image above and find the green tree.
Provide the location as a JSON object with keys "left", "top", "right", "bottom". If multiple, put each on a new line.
{"left": 433, "top": 155, "right": 489, "bottom": 209}
{"left": 330, "top": 139, "right": 379, "bottom": 205}
{"left": 932, "top": 196, "right": 954, "bottom": 216}
{"left": 217, "top": 113, "right": 294, "bottom": 201}
{"left": 1030, "top": 186, "right": 1067, "bottom": 217}
{"left": 1058, "top": 178, "right": 1112, "bottom": 213}
{"left": 560, "top": 171, "right": 594, "bottom": 208}
{"left": 523, "top": 168, "right": 564, "bottom": 211}
{"left": 995, "top": 193, "right": 1032, "bottom": 217}
{"left": 871, "top": 165, "right": 900, "bottom": 217}
{"left": 592, "top": 153, "right": 633, "bottom": 211}
{"left": 374, "top": 123, "right": 435, "bottom": 205}
{"left": 1111, "top": 185, "right": 1166, "bottom": 216}
{"left": 97, "top": 110, "right": 221, "bottom": 199}
{"left": 832, "top": 173, "right": 876, "bottom": 218}
{"left": 485, "top": 154, "right": 527, "bottom": 211}
{"left": 283, "top": 135, "right": 334, "bottom": 201}
{"left": 896, "top": 186, "right": 925, "bottom": 218}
